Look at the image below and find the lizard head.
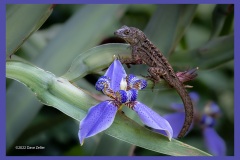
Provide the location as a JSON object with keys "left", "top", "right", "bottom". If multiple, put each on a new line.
{"left": 114, "top": 25, "right": 144, "bottom": 45}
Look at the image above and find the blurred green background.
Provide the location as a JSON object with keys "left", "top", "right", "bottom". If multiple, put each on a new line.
{"left": 6, "top": 4, "right": 234, "bottom": 156}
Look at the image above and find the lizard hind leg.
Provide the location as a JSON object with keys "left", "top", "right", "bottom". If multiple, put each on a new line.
{"left": 146, "top": 67, "right": 166, "bottom": 90}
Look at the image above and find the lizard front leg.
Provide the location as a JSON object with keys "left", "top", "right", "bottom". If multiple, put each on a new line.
{"left": 119, "top": 46, "right": 144, "bottom": 68}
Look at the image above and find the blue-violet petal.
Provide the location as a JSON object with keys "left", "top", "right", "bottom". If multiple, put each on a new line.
{"left": 104, "top": 60, "right": 127, "bottom": 91}
{"left": 133, "top": 102, "right": 173, "bottom": 140}
{"left": 78, "top": 101, "right": 118, "bottom": 145}
{"left": 203, "top": 127, "right": 226, "bottom": 156}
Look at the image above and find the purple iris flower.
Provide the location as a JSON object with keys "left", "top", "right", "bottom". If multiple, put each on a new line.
{"left": 162, "top": 92, "right": 226, "bottom": 156}
{"left": 78, "top": 60, "right": 173, "bottom": 145}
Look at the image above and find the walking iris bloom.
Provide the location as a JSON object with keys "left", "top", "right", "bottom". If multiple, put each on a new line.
{"left": 78, "top": 59, "right": 173, "bottom": 145}
{"left": 162, "top": 92, "right": 226, "bottom": 156}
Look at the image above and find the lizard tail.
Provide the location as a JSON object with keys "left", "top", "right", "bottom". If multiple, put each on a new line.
{"left": 175, "top": 85, "right": 194, "bottom": 138}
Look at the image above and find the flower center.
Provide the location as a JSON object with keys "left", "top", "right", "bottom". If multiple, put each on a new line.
{"left": 95, "top": 74, "right": 147, "bottom": 105}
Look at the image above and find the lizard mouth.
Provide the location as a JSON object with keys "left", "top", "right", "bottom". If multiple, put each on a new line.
{"left": 114, "top": 34, "right": 128, "bottom": 40}
{"left": 114, "top": 31, "right": 126, "bottom": 39}
{"left": 114, "top": 31, "right": 121, "bottom": 37}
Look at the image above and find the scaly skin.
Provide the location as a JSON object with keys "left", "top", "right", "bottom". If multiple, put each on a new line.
{"left": 114, "top": 25, "right": 193, "bottom": 138}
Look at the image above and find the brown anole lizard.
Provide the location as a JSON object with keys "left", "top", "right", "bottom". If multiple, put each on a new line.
{"left": 114, "top": 25, "right": 194, "bottom": 138}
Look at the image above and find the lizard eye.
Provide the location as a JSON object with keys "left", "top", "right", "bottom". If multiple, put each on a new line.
{"left": 124, "top": 29, "right": 130, "bottom": 35}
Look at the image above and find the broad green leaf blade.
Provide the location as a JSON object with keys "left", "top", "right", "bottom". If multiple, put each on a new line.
{"left": 109, "top": 113, "right": 211, "bottom": 156}
{"left": 144, "top": 4, "right": 197, "bottom": 55}
{"left": 6, "top": 60, "right": 211, "bottom": 156}
{"left": 36, "top": 4, "right": 128, "bottom": 75}
{"left": 6, "top": 60, "right": 92, "bottom": 119}
{"left": 62, "top": 43, "right": 131, "bottom": 81}
{"left": 196, "top": 34, "right": 233, "bottom": 69}
{"left": 169, "top": 34, "right": 233, "bottom": 69}
{"left": 19, "top": 31, "right": 49, "bottom": 59}
{"left": 6, "top": 4, "right": 53, "bottom": 56}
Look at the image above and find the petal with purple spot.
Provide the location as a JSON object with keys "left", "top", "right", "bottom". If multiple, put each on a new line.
{"left": 104, "top": 59, "right": 127, "bottom": 91}
{"left": 78, "top": 101, "right": 118, "bottom": 145}
{"left": 133, "top": 102, "right": 173, "bottom": 140}
{"left": 203, "top": 127, "right": 226, "bottom": 156}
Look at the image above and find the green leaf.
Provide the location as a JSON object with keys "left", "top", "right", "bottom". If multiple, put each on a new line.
{"left": 170, "top": 34, "right": 233, "bottom": 69}
{"left": 194, "top": 34, "right": 233, "bottom": 69}
{"left": 6, "top": 4, "right": 53, "bottom": 56}
{"left": 6, "top": 60, "right": 211, "bottom": 156}
{"left": 6, "top": 60, "right": 92, "bottom": 119}
{"left": 35, "top": 4, "right": 128, "bottom": 75}
{"left": 62, "top": 43, "right": 131, "bottom": 81}
{"left": 19, "top": 31, "right": 49, "bottom": 59}
{"left": 108, "top": 113, "right": 211, "bottom": 156}
{"left": 144, "top": 4, "right": 197, "bottom": 55}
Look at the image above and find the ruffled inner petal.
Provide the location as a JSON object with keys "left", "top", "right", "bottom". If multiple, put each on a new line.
{"left": 203, "top": 127, "right": 226, "bottom": 156}
{"left": 78, "top": 101, "right": 118, "bottom": 145}
{"left": 133, "top": 102, "right": 173, "bottom": 140}
{"left": 104, "top": 60, "right": 127, "bottom": 91}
